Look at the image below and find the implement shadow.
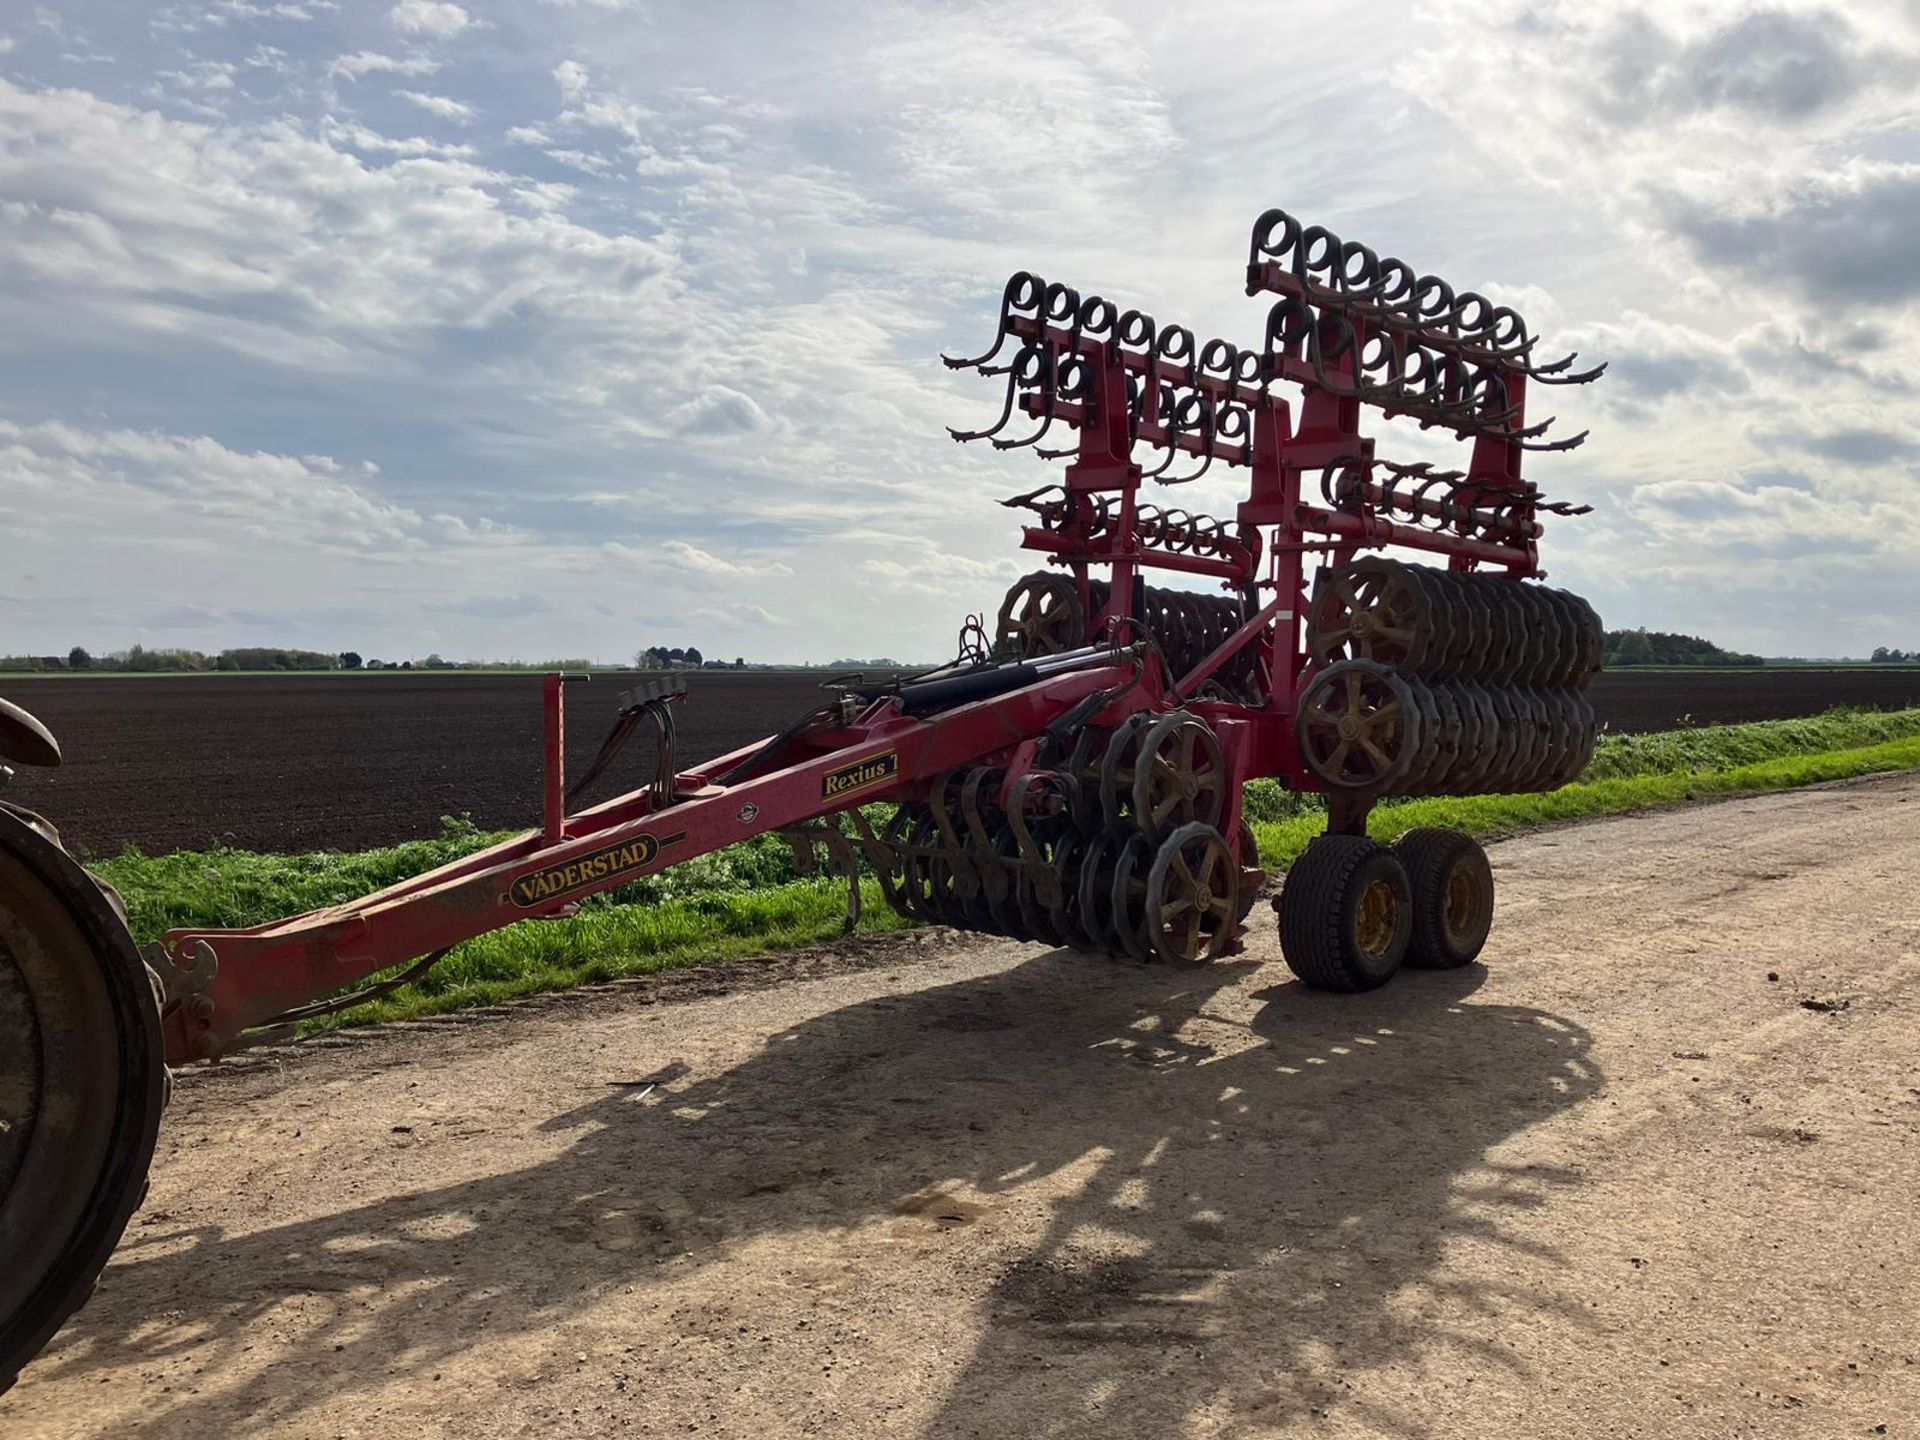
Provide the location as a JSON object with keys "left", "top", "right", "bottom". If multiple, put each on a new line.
{"left": 24, "top": 949, "right": 1600, "bottom": 1436}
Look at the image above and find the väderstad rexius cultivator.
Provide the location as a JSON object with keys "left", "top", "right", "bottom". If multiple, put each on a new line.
{"left": 0, "top": 206, "right": 1604, "bottom": 1388}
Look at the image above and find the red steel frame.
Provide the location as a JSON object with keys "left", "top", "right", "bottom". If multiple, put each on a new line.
{"left": 156, "top": 209, "right": 1583, "bottom": 1066}
{"left": 158, "top": 663, "right": 1161, "bottom": 1062}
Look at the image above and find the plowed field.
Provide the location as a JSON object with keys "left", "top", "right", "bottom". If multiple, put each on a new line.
{"left": 8, "top": 667, "right": 1920, "bottom": 856}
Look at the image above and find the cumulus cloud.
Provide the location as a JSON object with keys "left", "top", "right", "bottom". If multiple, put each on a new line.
{"left": 328, "top": 51, "right": 442, "bottom": 80}
{"left": 0, "top": 77, "right": 674, "bottom": 367}
{"left": 1400, "top": 1, "right": 1920, "bottom": 314}
{"left": 0, "top": 420, "right": 449, "bottom": 552}
{"left": 154, "top": 0, "right": 338, "bottom": 31}
{"left": 395, "top": 89, "right": 476, "bottom": 123}
{"left": 553, "top": 60, "right": 589, "bottom": 101}
{"left": 1574, "top": 7, "right": 1891, "bottom": 124}
{"left": 1657, "top": 162, "right": 1920, "bottom": 306}
{"left": 388, "top": 0, "right": 470, "bottom": 38}
{"left": 659, "top": 541, "right": 794, "bottom": 579}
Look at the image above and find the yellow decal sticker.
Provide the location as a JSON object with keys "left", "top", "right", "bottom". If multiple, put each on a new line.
{"left": 509, "top": 832, "right": 683, "bottom": 908}
{"left": 822, "top": 748, "right": 900, "bottom": 801}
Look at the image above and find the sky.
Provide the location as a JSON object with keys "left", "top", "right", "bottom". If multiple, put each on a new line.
{"left": 0, "top": 0, "right": 1916, "bottom": 664}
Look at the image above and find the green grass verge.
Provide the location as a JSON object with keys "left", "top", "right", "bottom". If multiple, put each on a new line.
{"left": 88, "top": 706, "right": 1920, "bottom": 1030}
{"left": 1249, "top": 732, "right": 1920, "bottom": 868}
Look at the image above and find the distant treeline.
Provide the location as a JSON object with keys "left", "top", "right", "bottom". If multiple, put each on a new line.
{"left": 4, "top": 642, "right": 912, "bottom": 675}
{"left": 1871, "top": 647, "right": 1920, "bottom": 663}
{"left": 0, "top": 645, "right": 598, "bottom": 674}
{"left": 1603, "top": 629, "right": 1764, "bottom": 667}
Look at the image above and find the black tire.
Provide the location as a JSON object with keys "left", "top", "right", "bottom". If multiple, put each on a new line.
{"left": 1276, "top": 835, "right": 1411, "bottom": 992}
{"left": 0, "top": 806, "right": 166, "bottom": 1395}
{"left": 1394, "top": 827, "right": 1495, "bottom": 969}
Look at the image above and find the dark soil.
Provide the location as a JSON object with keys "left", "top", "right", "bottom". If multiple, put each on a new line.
{"left": 7, "top": 667, "right": 1920, "bottom": 857}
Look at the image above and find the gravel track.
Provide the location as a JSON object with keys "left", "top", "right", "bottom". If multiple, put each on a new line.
{"left": 5, "top": 775, "right": 1918, "bottom": 1438}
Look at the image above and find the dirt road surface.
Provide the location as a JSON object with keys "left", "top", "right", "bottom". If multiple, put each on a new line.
{"left": 8, "top": 776, "right": 1920, "bottom": 1439}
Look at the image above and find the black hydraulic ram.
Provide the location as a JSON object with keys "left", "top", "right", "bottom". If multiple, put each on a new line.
{"left": 895, "top": 643, "right": 1136, "bottom": 716}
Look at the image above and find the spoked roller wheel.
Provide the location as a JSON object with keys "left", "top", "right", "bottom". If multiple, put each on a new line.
{"left": 1099, "top": 712, "right": 1157, "bottom": 830}
{"left": 1307, "top": 558, "right": 1433, "bottom": 671}
{"left": 1, "top": 806, "right": 166, "bottom": 1394}
{"left": 1295, "top": 660, "right": 1421, "bottom": 791}
{"left": 1076, "top": 829, "right": 1126, "bottom": 958}
{"left": 1130, "top": 712, "right": 1227, "bottom": 843}
{"left": 1276, "top": 834, "right": 1412, "bottom": 992}
{"left": 995, "top": 571, "right": 1085, "bottom": 659}
{"left": 1065, "top": 725, "right": 1112, "bottom": 837}
{"left": 1012, "top": 823, "right": 1065, "bottom": 947}
{"left": 1047, "top": 829, "right": 1093, "bottom": 948}
{"left": 875, "top": 805, "right": 918, "bottom": 920}
{"left": 984, "top": 822, "right": 1031, "bottom": 940}
{"left": 1143, "top": 822, "right": 1241, "bottom": 966}
{"left": 1108, "top": 831, "right": 1156, "bottom": 962}
{"left": 1393, "top": 828, "right": 1495, "bottom": 969}
{"left": 892, "top": 811, "right": 941, "bottom": 922}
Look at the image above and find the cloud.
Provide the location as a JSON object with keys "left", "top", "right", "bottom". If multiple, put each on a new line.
{"left": 1779, "top": 426, "right": 1920, "bottom": 465}
{"left": 320, "top": 118, "right": 475, "bottom": 158}
{"left": 1400, "top": 2, "right": 1920, "bottom": 317}
{"left": 1564, "top": 311, "right": 1749, "bottom": 403}
{"left": 158, "top": 61, "right": 239, "bottom": 94}
{"left": 664, "top": 386, "right": 773, "bottom": 437}
{"left": 0, "top": 78, "right": 674, "bottom": 372}
{"left": 659, "top": 540, "right": 794, "bottom": 579}
{"left": 395, "top": 89, "right": 476, "bottom": 123}
{"left": 153, "top": 0, "right": 338, "bottom": 32}
{"left": 693, "top": 602, "right": 790, "bottom": 628}
{"left": 553, "top": 60, "right": 589, "bottom": 101}
{"left": 542, "top": 148, "right": 612, "bottom": 174}
{"left": 0, "top": 420, "right": 454, "bottom": 552}
{"left": 388, "top": 1, "right": 470, "bottom": 38}
{"left": 328, "top": 51, "right": 443, "bottom": 80}
{"left": 1577, "top": 7, "right": 1888, "bottom": 124}
{"left": 1656, "top": 161, "right": 1920, "bottom": 306}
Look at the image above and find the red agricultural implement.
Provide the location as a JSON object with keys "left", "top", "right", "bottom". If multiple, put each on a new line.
{"left": 0, "top": 207, "right": 1605, "bottom": 1389}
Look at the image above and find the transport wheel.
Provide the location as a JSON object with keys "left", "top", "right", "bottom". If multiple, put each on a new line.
{"left": 1276, "top": 835, "right": 1412, "bottom": 992}
{"left": 1143, "top": 822, "right": 1240, "bottom": 966}
{"left": 0, "top": 807, "right": 166, "bottom": 1395}
{"left": 1393, "top": 828, "right": 1495, "bottom": 969}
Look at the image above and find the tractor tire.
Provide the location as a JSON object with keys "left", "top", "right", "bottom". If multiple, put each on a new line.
{"left": 1276, "top": 835, "right": 1411, "bottom": 992}
{"left": 1394, "top": 827, "right": 1495, "bottom": 969}
{"left": 0, "top": 805, "right": 166, "bottom": 1395}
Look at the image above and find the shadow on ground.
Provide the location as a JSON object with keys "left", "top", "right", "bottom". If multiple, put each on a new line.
{"left": 31, "top": 951, "right": 1601, "bottom": 1436}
